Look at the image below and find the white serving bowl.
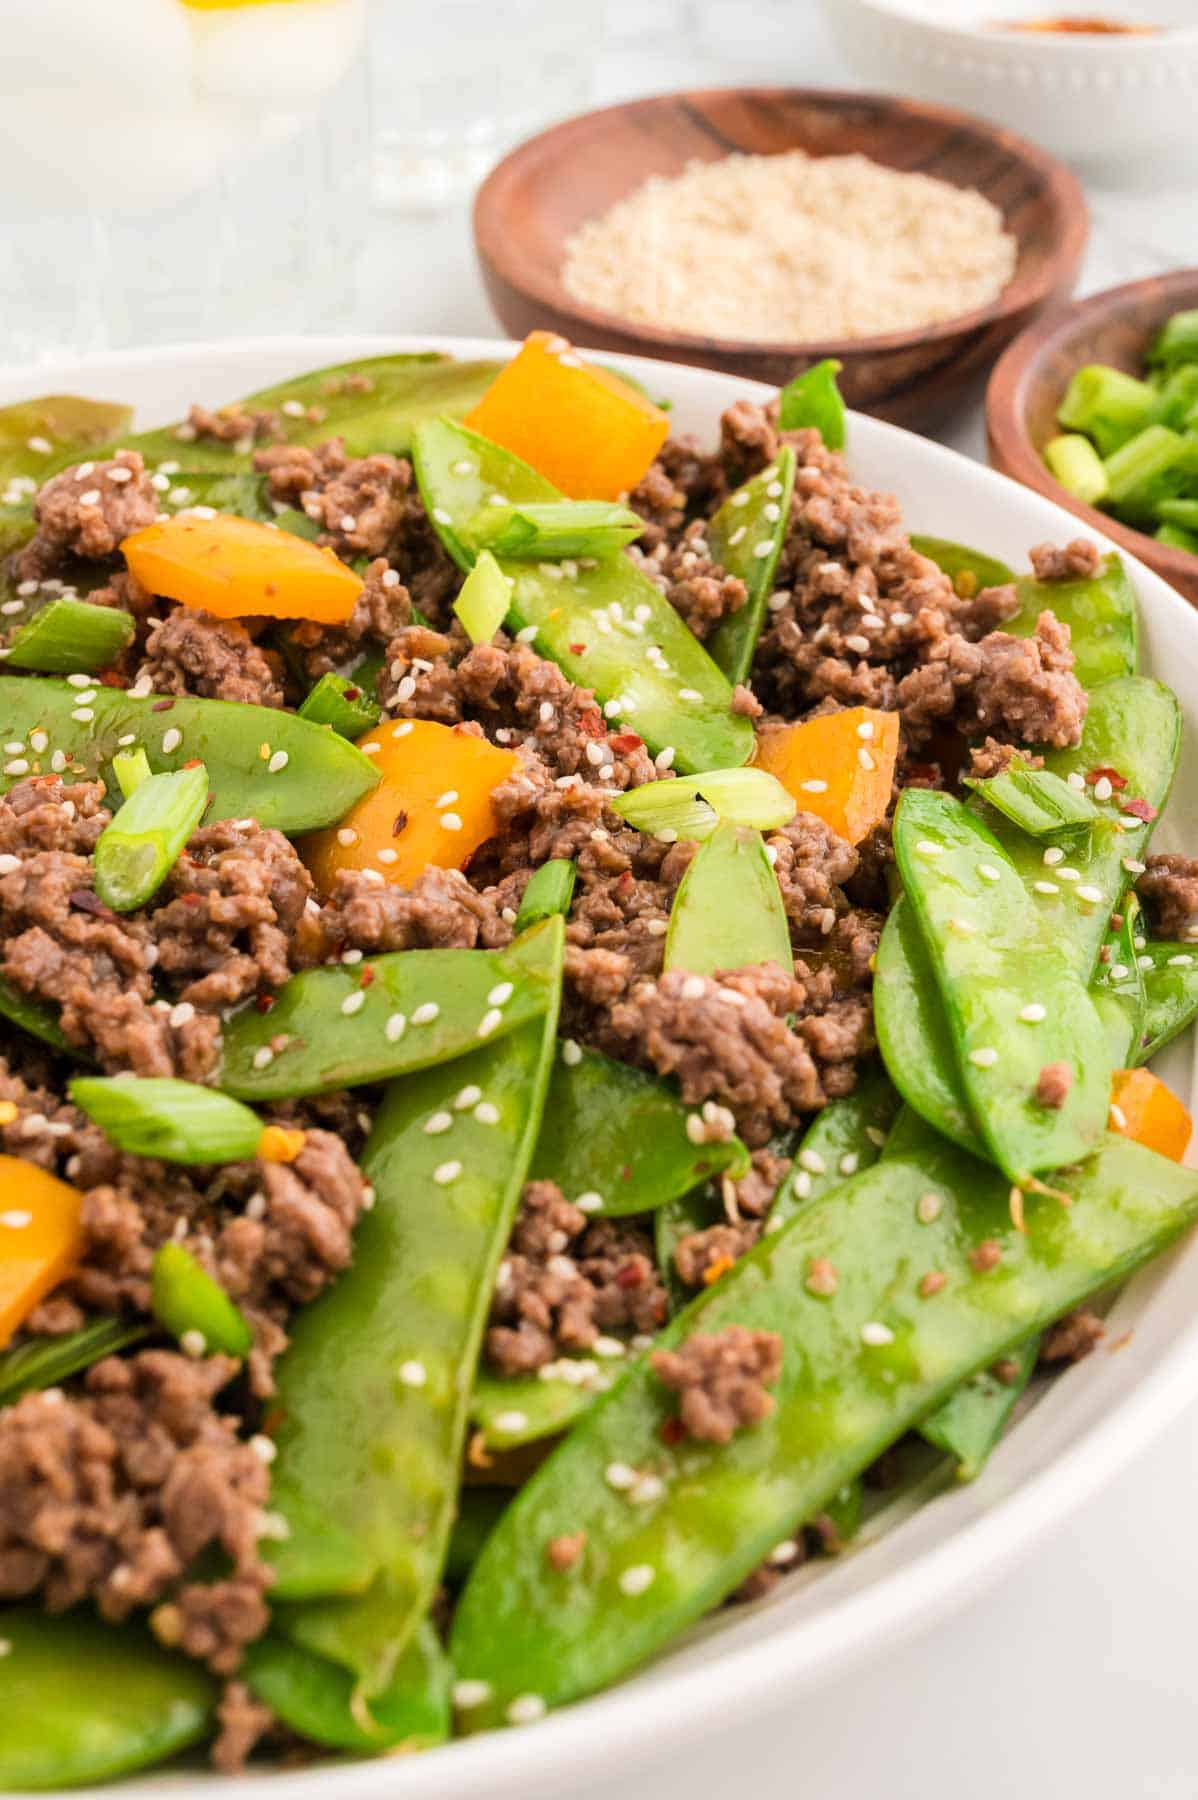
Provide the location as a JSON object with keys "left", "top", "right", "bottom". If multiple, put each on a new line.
{"left": 820, "top": 0, "right": 1198, "bottom": 168}
{"left": 4, "top": 335, "right": 1198, "bottom": 1800}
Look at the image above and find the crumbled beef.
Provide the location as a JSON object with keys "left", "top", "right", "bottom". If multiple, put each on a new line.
{"left": 185, "top": 405, "right": 277, "bottom": 447}
{"left": 628, "top": 438, "right": 725, "bottom": 548}
{"left": 13, "top": 452, "right": 160, "bottom": 583}
{"left": 1137, "top": 854, "right": 1198, "bottom": 941}
{"left": 138, "top": 607, "right": 285, "bottom": 708}
{"left": 288, "top": 557, "right": 413, "bottom": 682}
{"left": 651, "top": 1325, "right": 782, "bottom": 1444}
{"left": 561, "top": 831, "right": 694, "bottom": 1010}
{"left": 967, "top": 737, "right": 1044, "bottom": 781}
{"left": 0, "top": 1351, "right": 272, "bottom": 1674}
{"left": 630, "top": 519, "right": 747, "bottom": 639}
{"left": 730, "top": 1147, "right": 792, "bottom": 1218}
{"left": 765, "top": 810, "right": 858, "bottom": 940}
{"left": 731, "top": 1535, "right": 807, "bottom": 1604}
{"left": 318, "top": 863, "right": 514, "bottom": 955}
{"left": 1035, "top": 1061, "right": 1073, "bottom": 1109}
{"left": 485, "top": 1181, "right": 667, "bottom": 1375}
{"left": 1029, "top": 538, "right": 1103, "bottom": 583}
{"left": 674, "top": 1220, "right": 761, "bottom": 1288}
{"left": 896, "top": 612, "right": 1086, "bottom": 749}
{"left": 1041, "top": 1308, "right": 1105, "bottom": 1364}
{"left": 545, "top": 1531, "right": 587, "bottom": 1572}
{"left": 212, "top": 1682, "right": 275, "bottom": 1774}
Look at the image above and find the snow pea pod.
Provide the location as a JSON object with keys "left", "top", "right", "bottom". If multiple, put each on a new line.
{"left": 1092, "top": 895, "right": 1146, "bottom": 1067}
{"left": 964, "top": 756, "right": 1102, "bottom": 837}
{"left": 0, "top": 676, "right": 380, "bottom": 832}
{"left": 0, "top": 972, "right": 78, "bottom": 1057}
{"left": 0, "top": 1607, "right": 215, "bottom": 1789}
{"left": 266, "top": 917, "right": 562, "bottom": 1704}
{"left": 244, "top": 1621, "right": 449, "bottom": 1754}
{"left": 4, "top": 597, "right": 135, "bottom": 674}
{"left": 909, "top": 535, "right": 1015, "bottom": 595}
{"left": 446, "top": 1488, "right": 510, "bottom": 1584}
{"left": 770, "top": 1066, "right": 901, "bottom": 1228}
{"left": 0, "top": 395, "right": 133, "bottom": 486}
{"left": 221, "top": 925, "right": 559, "bottom": 1100}
{"left": 151, "top": 1243, "right": 253, "bottom": 1359}
{"left": 532, "top": 1043, "right": 749, "bottom": 1217}
{"left": 920, "top": 1335, "right": 1039, "bottom": 1481}
{"left": 514, "top": 857, "right": 576, "bottom": 932}
{"left": 894, "top": 788, "right": 1110, "bottom": 1181}
{"left": 706, "top": 448, "right": 796, "bottom": 685}
{"left": 664, "top": 821, "right": 792, "bottom": 978}
{"left": 297, "top": 670, "right": 382, "bottom": 738}
{"left": 1136, "top": 940, "right": 1198, "bottom": 1064}
{"left": 413, "top": 418, "right": 755, "bottom": 773}
{"left": 778, "top": 359, "right": 846, "bottom": 447}
{"left": 874, "top": 899, "right": 986, "bottom": 1158}
{"left": 0, "top": 1317, "right": 148, "bottom": 1407}
{"left": 471, "top": 1360, "right": 613, "bottom": 1453}
{"left": 451, "top": 1133, "right": 1198, "bottom": 1726}
{"left": 1008, "top": 552, "right": 1138, "bottom": 691}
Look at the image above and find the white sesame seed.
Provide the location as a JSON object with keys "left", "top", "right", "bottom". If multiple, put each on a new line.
{"left": 680, "top": 975, "right": 707, "bottom": 1000}
{"left": 478, "top": 1008, "right": 504, "bottom": 1038}
{"left": 605, "top": 1462, "right": 637, "bottom": 1491}
{"left": 619, "top": 1564, "right": 656, "bottom": 1596}
{"left": 26, "top": 435, "right": 52, "bottom": 454}
{"left": 918, "top": 1192, "right": 942, "bottom": 1224}
{"left": 487, "top": 981, "right": 514, "bottom": 1006}
{"left": 839, "top": 1152, "right": 859, "bottom": 1175}
{"left": 1091, "top": 775, "right": 1112, "bottom": 801}
{"left": 0, "top": 1210, "right": 31, "bottom": 1229}
{"left": 1168, "top": 954, "right": 1194, "bottom": 967}
{"left": 768, "top": 1540, "right": 801, "bottom": 1567}
{"left": 1033, "top": 880, "right": 1060, "bottom": 896}
{"left": 1019, "top": 1004, "right": 1046, "bottom": 1023}
{"left": 655, "top": 746, "right": 676, "bottom": 772}
{"left": 969, "top": 1047, "right": 999, "bottom": 1068}
{"left": 0, "top": 854, "right": 19, "bottom": 875}
{"left": 507, "top": 1695, "right": 546, "bottom": 1726}
{"left": 593, "top": 1335, "right": 626, "bottom": 1359}
{"left": 339, "top": 991, "right": 366, "bottom": 1018}
{"left": 799, "top": 778, "right": 828, "bottom": 794}
{"left": 336, "top": 827, "right": 358, "bottom": 847}
{"left": 385, "top": 1012, "right": 406, "bottom": 1042}
{"left": 630, "top": 1472, "right": 665, "bottom": 1505}
{"left": 251, "top": 1046, "right": 274, "bottom": 1070}
{"left": 856, "top": 720, "right": 875, "bottom": 740}
{"left": 1067, "top": 772, "right": 1086, "bottom": 791}
{"left": 474, "top": 1101, "right": 500, "bottom": 1126}
{"left": 728, "top": 525, "right": 747, "bottom": 547}
{"left": 1109, "top": 1103, "right": 1129, "bottom": 1131}
{"left": 398, "top": 1359, "right": 427, "bottom": 1388}
{"left": 977, "top": 864, "right": 1001, "bottom": 884}
{"left": 1122, "top": 858, "right": 1147, "bottom": 875}
{"left": 538, "top": 701, "right": 555, "bottom": 724}
{"left": 395, "top": 676, "right": 416, "bottom": 703}
{"left": 412, "top": 1002, "right": 440, "bottom": 1025}
{"left": 168, "top": 1001, "right": 195, "bottom": 1028}
{"left": 1138, "top": 953, "right": 1154, "bottom": 971}
{"left": 433, "top": 1160, "right": 462, "bottom": 1186}
{"left": 916, "top": 840, "right": 943, "bottom": 858}
{"left": 1110, "top": 963, "right": 1130, "bottom": 982}
{"left": 561, "top": 1038, "right": 583, "bottom": 1066}
{"left": 798, "top": 1148, "right": 826, "bottom": 1175}
{"left": 29, "top": 730, "right": 47, "bottom": 754}
{"left": 69, "top": 710, "right": 93, "bottom": 726}
{"left": 1042, "top": 846, "right": 1065, "bottom": 866}
{"left": 339, "top": 514, "right": 357, "bottom": 533}
{"left": 78, "top": 488, "right": 100, "bottom": 507}
{"left": 161, "top": 727, "right": 182, "bottom": 755}
{"left": 857, "top": 747, "right": 875, "bottom": 771}
{"left": 516, "top": 625, "right": 539, "bottom": 643}
{"left": 424, "top": 1111, "right": 453, "bottom": 1135}
{"left": 2, "top": 759, "right": 28, "bottom": 776}
{"left": 453, "top": 1679, "right": 493, "bottom": 1710}
{"left": 454, "top": 1084, "right": 482, "bottom": 1110}
{"left": 128, "top": 675, "right": 153, "bottom": 699}
{"left": 181, "top": 1329, "right": 207, "bottom": 1359}
{"left": 752, "top": 539, "right": 773, "bottom": 559}
{"left": 845, "top": 635, "right": 870, "bottom": 654}
{"left": 440, "top": 812, "right": 463, "bottom": 832}
{"left": 1076, "top": 885, "right": 1104, "bottom": 905}
{"left": 647, "top": 918, "right": 668, "bottom": 937}
{"left": 576, "top": 1191, "right": 604, "bottom": 1215}
{"left": 861, "top": 1321, "right": 894, "bottom": 1347}
{"left": 792, "top": 1170, "right": 812, "bottom": 1200}
{"left": 1056, "top": 867, "right": 1080, "bottom": 882}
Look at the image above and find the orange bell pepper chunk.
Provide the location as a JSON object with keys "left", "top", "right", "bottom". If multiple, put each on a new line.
{"left": 755, "top": 707, "right": 899, "bottom": 846}
{"left": 0, "top": 1155, "right": 84, "bottom": 1349}
{"left": 1109, "top": 1067, "right": 1193, "bottom": 1163}
{"left": 303, "top": 718, "right": 521, "bottom": 894}
{"left": 122, "top": 513, "right": 362, "bottom": 625}
{"left": 464, "top": 331, "right": 670, "bottom": 501}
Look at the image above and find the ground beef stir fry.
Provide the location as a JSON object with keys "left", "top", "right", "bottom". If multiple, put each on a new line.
{"left": 0, "top": 352, "right": 1190, "bottom": 1783}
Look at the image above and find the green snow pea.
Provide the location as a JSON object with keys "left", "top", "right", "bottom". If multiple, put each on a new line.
{"left": 4, "top": 597, "right": 135, "bottom": 674}
{"left": 413, "top": 418, "right": 754, "bottom": 773}
{"left": 266, "top": 916, "right": 563, "bottom": 1704}
{"left": 920, "top": 1335, "right": 1038, "bottom": 1480}
{"left": 0, "top": 394, "right": 133, "bottom": 486}
{"left": 664, "top": 821, "right": 792, "bottom": 978}
{"left": 0, "top": 1608, "right": 215, "bottom": 1789}
{"left": 874, "top": 899, "right": 985, "bottom": 1158}
{"left": 1136, "top": 939, "right": 1198, "bottom": 1064}
{"left": 0, "top": 1317, "right": 148, "bottom": 1407}
{"left": 157, "top": 469, "right": 276, "bottom": 521}
{"left": 963, "top": 755, "right": 1103, "bottom": 838}
{"left": 123, "top": 353, "right": 504, "bottom": 472}
{"left": 221, "top": 925, "right": 559, "bottom": 1100}
{"left": 894, "top": 788, "right": 1111, "bottom": 1181}
{"left": 471, "top": 1360, "right": 613, "bottom": 1453}
{"left": 446, "top": 1489, "right": 510, "bottom": 1584}
{"left": 1092, "top": 895, "right": 1146, "bottom": 1067}
{"left": 532, "top": 1043, "right": 749, "bottom": 1217}
{"left": 244, "top": 1622, "right": 449, "bottom": 1754}
{"left": 0, "top": 676, "right": 380, "bottom": 831}
{"left": 770, "top": 1066, "right": 901, "bottom": 1228}
{"left": 909, "top": 535, "right": 1015, "bottom": 595}
{"left": 0, "top": 973, "right": 78, "bottom": 1057}
{"left": 706, "top": 448, "right": 797, "bottom": 685}
{"left": 470, "top": 500, "right": 644, "bottom": 560}
{"left": 514, "top": 857, "right": 577, "bottom": 932}
{"left": 297, "top": 671, "right": 382, "bottom": 738}
{"left": 151, "top": 1243, "right": 253, "bottom": 1359}
{"left": 451, "top": 1133, "right": 1198, "bottom": 1726}
{"left": 1009, "top": 553, "right": 1139, "bottom": 691}
{"left": 778, "top": 359, "right": 846, "bottom": 448}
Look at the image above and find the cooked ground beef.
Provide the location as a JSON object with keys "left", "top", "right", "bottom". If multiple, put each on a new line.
{"left": 1040, "top": 1308, "right": 1105, "bottom": 1363}
{"left": 288, "top": 557, "right": 414, "bottom": 683}
{"left": 1035, "top": 1061, "right": 1073, "bottom": 1109}
{"left": 1137, "top": 853, "right": 1198, "bottom": 941}
{"left": 894, "top": 611, "right": 1086, "bottom": 748}
{"left": 138, "top": 608, "right": 285, "bottom": 708}
{"left": 212, "top": 1682, "right": 275, "bottom": 1775}
{"left": 12, "top": 452, "right": 160, "bottom": 583}
{"left": 630, "top": 519, "right": 747, "bottom": 640}
{"left": 318, "top": 863, "right": 515, "bottom": 955}
{"left": 1029, "top": 538, "right": 1103, "bottom": 583}
{"left": 674, "top": 1220, "right": 761, "bottom": 1289}
{"left": 185, "top": 405, "right": 278, "bottom": 447}
{"left": 628, "top": 438, "right": 726, "bottom": 549}
{"left": 651, "top": 1325, "right": 783, "bottom": 1444}
{"left": 485, "top": 1181, "right": 667, "bottom": 1376}
{"left": 967, "top": 737, "right": 1044, "bottom": 780}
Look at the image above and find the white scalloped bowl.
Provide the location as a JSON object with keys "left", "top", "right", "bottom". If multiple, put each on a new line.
{"left": 4, "top": 336, "right": 1198, "bottom": 1800}
{"left": 820, "top": 0, "right": 1198, "bottom": 167}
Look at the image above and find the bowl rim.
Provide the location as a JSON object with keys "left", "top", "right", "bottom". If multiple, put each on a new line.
{"left": 4, "top": 332, "right": 1198, "bottom": 1800}
{"left": 829, "top": 0, "right": 1198, "bottom": 46}
{"left": 985, "top": 265, "right": 1198, "bottom": 591}
{"left": 473, "top": 85, "right": 1089, "bottom": 366}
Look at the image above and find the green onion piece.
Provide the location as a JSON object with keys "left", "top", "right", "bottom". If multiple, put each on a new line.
{"left": 297, "top": 672, "right": 382, "bottom": 738}
{"left": 1155, "top": 521, "right": 1198, "bottom": 553}
{"left": 1057, "top": 364, "right": 1162, "bottom": 457}
{"left": 69, "top": 1075, "right": 264, "bottom": 1165}
{"left": 515, "top": 858, "right": 577, "bottom": 932}
{"left": 151, "top": 1241, "right": 253, "bottom": 1358}
{"left": 1148, "top": 307, "right": 1198, "bottom": 372}
{"left": 469, "top": 501, "right": 643, "bottom": 560}
{"left": 1155, "top": 363, "right": 1198, "bottom": 429}
{"left": 778, "top": 358, "right": 846, "bottom": 448}
{"left": 112, "top": 747, "right": 152, "bottom": 800}
{"left": 4, "top": 597, "right": 134, "bottom": 674}
{"left": 964, "top": 756, "right": 1102, "bottom": 836}
{"left": 1043, "top": 433, "right": 1109, "bottom": 507}
{"left": 1103, "top": 424, "right": 1187, "bottom": 521}
{"left": 453, "top": 549, "right": 513, "bottom": 644}
{"left": 1157, "top": 496, "right": 1198, "bottom": 530}
{"left": 612, "top": 766, "right": 796, "bottom": 841}
{"left": 0, "top": 1316, "right": 150, "bottom": 1406}
{"left": 92, "top": 762, "right": 209, "bottom": 913}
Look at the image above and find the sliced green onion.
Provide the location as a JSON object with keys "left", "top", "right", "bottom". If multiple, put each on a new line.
{"left": 453, "top": 549, "right": 512, "bottom": 644}
{"left": 1155, "top": 521, "right": 1198, "bottom": 553}
{"left": 298, "top": 671, "right": 382, "bottom": 738}
{"left": 92, "top": 762, "right": 209, "bottom": 913}
{"left": 1148, "top": 307, "right": 1198, "bottom": 372}
{"left": 1103, "top": 423, "right": 1187, "bottom": 521}
{"left": 515, "top": 858, "right": 577, "bottom": 932}
{"left": 778, "top": 358, "right": 846, "bottom": 448}
{"left": 964, "top": 757, "right": 1102, "bottom": 837}
{"left": 469, "top": 501, "right": 643, "bottom": 560}
{"left": 151, "top": 1241, "right": 253, "bottom": 1358}
{"left": 613, "top": 766, "right": 796, "bottom": 841}
{"left": 1057, "top": 365, "right": 1162, "bottom": 457}
{"left": 0, "top": 1316, "right": 149, "bottom": 1406}
{"left": 1043, "top": 433, "right": 1109, "bottom": 507}
{"left": 112, "top": 747, "right": 152, "bottom": 800}
{"left": 4, "top": 597, "right": 134, "bottom": 674}
{"left": 1157, "top": 496, "right": 1198, "bottom": 530}
{"left": 70, "top": 1074, "right": 264, "bottom": 1165}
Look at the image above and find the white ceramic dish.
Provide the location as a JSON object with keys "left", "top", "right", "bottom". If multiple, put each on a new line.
{"left": 820, "top": 0, "right": 1198, "bottom": 168}
{"left": 5, "top": 334, "right": 1198, "bottom": 1799}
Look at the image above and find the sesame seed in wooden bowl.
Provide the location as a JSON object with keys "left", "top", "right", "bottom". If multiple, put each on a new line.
{"left": 472, "top": 87, "right": 1088, "bottom": 432}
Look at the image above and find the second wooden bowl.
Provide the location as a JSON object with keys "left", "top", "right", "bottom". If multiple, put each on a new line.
{"left": 987, "top": 269, "right": 1198, "bottom": 608}
{"left": 473, "top": 87, "right": 1089, "bottom": 430}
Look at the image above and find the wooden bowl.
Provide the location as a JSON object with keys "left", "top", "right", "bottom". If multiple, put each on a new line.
{"left": 473, "top": 87, "right": 1089, "bottom": 431}
{"left": 987, "top": 269, "right": 1198, "bottom": 608}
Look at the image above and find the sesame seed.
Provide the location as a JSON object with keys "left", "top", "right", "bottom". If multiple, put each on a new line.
{"left": 1056, "top": 867, "right": 1080, "bottom": 882}
{"left": 339, "top": 991, "right": 366, "bottom": 1018}
{"left": 619, "top": 1564, "right": 656, "bottom": 1596}
{"left": 424, "top": 1111, "right": 453, "bottom": 1135}
{"left": 680, "top": 975, "right": 707, "bottom": 1000}
{"left": 412, "top": 1002, "right": 439, "bottom": 1025}
{"left": 845, "top": 634, "right": 870, "bottom": 654}
{"left": 1138, "top": 953, "right": 1154, "bottom": 971}
{"left": 1033, "top": 880, "right": 1060, "bottom": 896}
{"left": 453, "top": 1678, "right": 493, "bottom": 1709}
{"left": 1067, "top": 772, "right": 1087, "bottom": 791}
{"left": 792, "top": 1170, "right": 813, "bottom": 1200}
{"left": 339, "top": 514, "right": 357, "bottom": 533}
{"left": 251, "top": 1046, "right": 274, "bottom": 1071}
{"left": 1109, "top": 1102, "right": 1128, "bottom": 1131}
{"left": 398, "top": 1359, "right": 427, "bottom": 1387}
{"left": 856, "top": 720, "right": 875, "bottom": 740}
{"left": 656, "top": 746, "right": 676, "bottom": 771}
{"left": 752, "top": 539, "right": 774, "bottom": 559}
{"left": 487, "top": 981, "right": 514, "bottom": 1006}
{"left": 77, "top": 488, "right": 101, "bottom": 507}
{"left": 562, "top": 1039, "right": 583, "bottom": 1066}
{"left": 605, "top": 1462, "right": 637, "bottom": 1491}
{"left": 969, "top": 1047, "right": 999, "bottom": 1067}
{"left": 0, "top": 1210, "right": 31, "bottom": 1229}
{"left": 800, "top": 778, "right": 828, "bottom": 793}
{"left": 29, "top": 730, "right": 47, "bottom": 753}
{"left": 385, "top": 1012, "right": 406, "bottom": 1041}
{"left": 433, "top": 1161, "right": 461, "bottom": 1186}
{"left": 1110, "top": 963, "right": 1130, "bottom": 982}
{"left": 507, "top": 1695, "right": 546, "bottom": 1726}
{"left": 1168, "top": 954, "right": 1194, "bottom": 967}
{"left": 478, "top": 1008, "right": 503, "bottom": 1038}
{"left": 1122, "top": 858, "right": 1147, "bottom": 874}
{"left": 395, "top": 676, "right": 416, "bottom": 703}
{"left": 1019, "top": 1003, "right": 1046, "bottom": 1022}
{"left": 839, "top": 1152, "right": 859, "bottom": 1175}
{"left": 491, "top": 1409, "right": 529, "bottom": 1436}
{"left": 538, "top": 701, "right": 555, "bottom": 724}
{"left": 516, "top": 624, "right": 539, "bottom": 643}
{"left": 161, "top": 727, "right": 182, "bottom": 755}
{"left": 855, "top": 746, "right": 875, "bottom": 775}
{"left": 26, "top": 435, "right": 52, "bottom": 454}
{"left": 1093, "top": 776, "right": 1113, "bottom": 801}
{"left": 474, "top": 1101, "right": 500, "bottom": 1126}
{"left": 630, "top": 1472, "right": 665, "bottom": 1505}
{"left": 678, "top": 688, "right": 703, "bottom": 702}
{"left": 69, "top": 710, "right": 94, "bottom": 726}
{"left": 575, "top": 1192, "right": 604, "bottom": 1215}
{"left": 916, "top": 840, "right": 943, "bottom": 858}
{"left": 0, "top": 855, "right": 19, "bottom": 875}
{"left": 2, "top": 759, "right": 27, "bottom": 777}
{"left": 731, "top": 489, "right": 751, "bottom": 508}
{"left": 454, "top": 1084, "right": 482, "bottom": 1110}
{"left": 181, "top": 1329, "right": 207, "bottom": 1359}
{"left": 336, "top": 827, "right": 358, "bottom": 847}
{"left": 168, "top": 1001, "right": 195, "bottom": 1028}
{"left": 728, "top": 525, "right": 747, "bottom": 546}
{"left": 861, "top": 1321, "right": 894, "bottom": 1347}
{"left": 1042, "top": 846, "right": 1065, "bottom": 866}
{"left": 797, "top": 1148, "right": 826, "bottom": 1175}
{"left": 440, "top": 812, "right": 463, "bottom": 832}
{"left": 1076, "top": 885, "right": 1104, "bottom": 904}
{"left": 977, "top": 864, "right": 1001, "bottom": 884}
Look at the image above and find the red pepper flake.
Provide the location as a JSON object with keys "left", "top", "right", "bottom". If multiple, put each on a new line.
{"left": 343, "top": 686, "right": 361, "bottom": 702}
{"left": 254, "top": 992, "right": 275, "bottom": 1014}
{"left": 615, "top": 1262, "right": 644, "bottom": 1289}
{"left": 98, "top": 670, "right": 128, "bottom": 688}
{"left": 609, "top": 732, "right": 644, "bottom": 753}
{"left": 359, "top": 966, "right": 376, "bottom": 989}
{"left": 616, "top": 870, "right": 635, "bottom": 894}
{"left": 68, "top": 888, "right": 115, "bottom": 919}
{"left": 660, "top": 1416, "right": 687, "bottom": 1446}
{"left": 179, "top": 892, "right": 202, "bottom": 906}
{"left": 969, "top": 1239, "right": 1002, "bottom": 1273}
{"left": 578, "top": 709, "right": 605, "bottom": 738}
{"left": 1121, "top": 796, "right": 1157, "bottom": 821}
{"left": 620, "top": 1164, "right": 632, "bottom": 1181}
{"left": 183, "top": 758, "right": 203, "bottom": 770}
{"left": 151, "top": 698, "right": 176, "bottom": 713}
{"left": 392, "top": 810, "right": 408, "bottom": 837}
{"left": 569, "top": 643, "right": 586, "bottom": 655}
{"left": 1087, "top": 765, "right": 1128, "bottom": 790}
